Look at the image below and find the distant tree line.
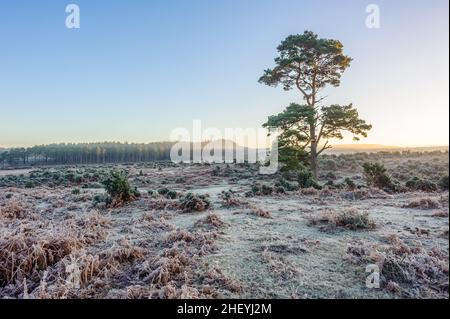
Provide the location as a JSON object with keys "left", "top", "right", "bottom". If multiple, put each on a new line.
{"left": 0, "top": 142, "right": 175, "bottom": 167}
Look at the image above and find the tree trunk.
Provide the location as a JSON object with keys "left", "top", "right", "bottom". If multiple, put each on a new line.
{"left": 310, "top": 83, "right": 318, "bottom": 180}
{"left": 310, "top": 138, "right": 318, "bottom": 180}
{"left": 309, "top": 102, "right": 318, "bottom": 180}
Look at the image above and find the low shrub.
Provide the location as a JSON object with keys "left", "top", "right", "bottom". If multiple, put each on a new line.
{"left": 363, "top": 162, "right": 396, "bottom": 192}
{"left": 245, "top": 183, "right": 274, "bottom": 197}
{"left": 403, "top": 198, "right": 440, "bottom": 210}
{"left": 405, "top": 177, "right": 438, "bottom": 192}
{"left": 344, "top": 177, "right": 357, "bottom": 190}
{"left": 158, "top": 188, "right": 178, "bottom": 199}
{"left": 324, "top": 172, "right": 337, "bottom": 180}
{"left": 336, "top": 208, "right": 376, "bottom": 230}
{"left": 274, "top": 179, "right": 298, "bottom": 192}
{"left": 250, "top": 207, "right": 272, "bottom": 219}
{"left": 308, "top": 208, "right": 376, "bottom": 231}
{"left": 102, "top": 170, "right": 139, "bottom": 206}
{"left": 220, "top": 190, "right": 247, "bottom": 208}
{"left": 179, "top": 193, "right": 211, "bottom": 213}
{"left": 297, "top": 169, "right": 321, "bottom": 189}
{"left": 438, "top": 175, "right": 449, "bottom": 191}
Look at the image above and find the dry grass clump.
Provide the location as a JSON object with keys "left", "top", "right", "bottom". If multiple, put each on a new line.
{"left": 75, "top": 211, "right": 111, "bottom": 244}
{"left": 203, "top": 267, "right": 243, "bottom": 293}
{"left": 0, "top": 202, "right": 23, "bottom": 219}
{"left": 147, "top": 197, "right": 180, "bottom": 211}
{"left": 250, "top": 207, "right": 272, "bottom": 219}
{"left": 41, "top": 239, "right": 146, "bottom": 298}
{"left": 145, "top": 251, "right": 189, "bottom": 286}
{"left": 403, "top": 197, "right": 440, "bottom": 210}
{"left": 432, "top": 211, "right": 449, "bottom": 218}
{"left": 0, "top": 226, "right": 83, "bottom": 285}
{"left": 134, "top": 238, "right": 224, "bottom": 298}
{"left": 63, "top": 253, "right": 103, "bottom": 287}
{"left": 319, "top": 187, "right": 335, "bottom": 198}
{"left": 195, "top": 213, "right": 227, "bottom": 229}
{"left": 140, "top": 212, "right": 175, "bottom": 232}
{"left": 307, "top": 210, "right": 337, "bottom": 231}
{"left": 340, "top": 187, "right": 389, "bottom": 201}
{"left": 101, "top": 239, "right": 145, "bottom": 264}
{"left": 179, "top": 285, "right": 201, "bottom": 299}
{"left": 0, "top": 207, "right": 113, "bottom": 298}
{"left": 299, "top": 187, "right": 319, "bottom": 196}
{"left": 308, "top": 208, "right": 376, "bottom": 231}
{"left": 0, "top": 201, "right": 28, "bottom": 219}
{"left": 149, "top": 283, "right": 205, "bottom": 299}
{"left": 336, "top": 208, "right": 376, "bottom": 230}
{"left": 220, "top": 191, "right": 248, "bottom": 208}
{"left": 261, "top": 249, "right": 299, "bottom": 282}
{"left": 345, "top": 235, "right": 449, "bottom": 298}
{"left": 166, "top": 229, "right": 196, "bottom": 244}
{"left": 164, "top": 229, "right": 218, "bottom": 257}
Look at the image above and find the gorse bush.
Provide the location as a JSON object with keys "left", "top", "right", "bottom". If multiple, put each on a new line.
{"left": 438, "top": 175, "right": 449, "bottom": 191}
{"left": 324, "top": 171, "right": 337, "bottom": 181}
{"left": 158, "top": 188, "right": 178, "bottom": 199}
{"left": 274, "top": 178, "right": 298, "bottom": 192}
{"left": 362, "top": 162, "right": 395, "bottom": 191}
{"left": 344, "top": 177, "right": 357, "bottom": 190}
{"left": 102, "top": 170, "right": 139, "bottom": 205}
{"left": 179, "top": 193, "right": 211, "bottom": 213}
{"left": 297, "top": 169, "right": 321, "bottom": 189}
{"left": 245, "top": 183, "right": 274, "bottom": 197}
{"left": 245, "top": 183, "right": 288, "bottom": 197}
{"left": 405, "top": 177, "right": 438, "bottom": 192}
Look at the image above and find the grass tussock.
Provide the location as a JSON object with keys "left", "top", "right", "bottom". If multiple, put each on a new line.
{"left": 403, "top": 198, "right": 440, "bottom": 210}
{"left": 146, "top": 251, "right": 189, "bottom": 286}
{"left": 0, "top": 201, "right": 29, "bottom": 219}
{"left": 345, "top": 235, "right": 449, "bottom": 298}
{"left": 0, "top": 208, "right": 112, "bottom": 297}
{"left": 251, "top": 208, "right": 272, "bottom": 219}
{"left": 203, "top": 267, "right": 243, "bottom": 293}
{"left": 220, "top": 191, "right": 248, "bottom": 208}
{"left": 261, "top": 249, "right": 299, "bottom": 282}
{"left": 308, "top": 208, "right": 376, "bottom": 231}
{"left": 195, "top": 213, "right": 227, "bottom": 229}
{"left": 0, "top": 226, "right": 83, "bottom": 285}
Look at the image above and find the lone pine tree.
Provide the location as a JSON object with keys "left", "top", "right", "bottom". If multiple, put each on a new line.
{"left": 259, "top": 31, "right": 372, "bottom": 179}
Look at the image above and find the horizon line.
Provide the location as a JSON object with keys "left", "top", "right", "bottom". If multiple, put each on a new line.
{"left": 1, "top": 141, "right": 449, "bottom": 150}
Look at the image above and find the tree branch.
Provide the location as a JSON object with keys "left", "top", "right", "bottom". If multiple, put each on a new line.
{"left": 317, "top": 141, "right": 332, "bottom": 155}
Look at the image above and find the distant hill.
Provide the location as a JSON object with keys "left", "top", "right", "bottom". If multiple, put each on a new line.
{"left": 324, "top": 144, "right": 449, "bottom": 154}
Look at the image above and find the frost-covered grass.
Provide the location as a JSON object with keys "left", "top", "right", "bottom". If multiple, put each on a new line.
{"left": 0, "top": 152, "right": 448, "bottom": 299}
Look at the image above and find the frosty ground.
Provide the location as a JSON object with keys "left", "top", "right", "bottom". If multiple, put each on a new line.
{"left": 0, "top": 152, "right": 448, "bottom": 299}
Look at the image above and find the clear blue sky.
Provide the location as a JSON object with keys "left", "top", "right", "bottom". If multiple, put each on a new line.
{"left": 0, "top": 0, "right": 448, "bottom": 147}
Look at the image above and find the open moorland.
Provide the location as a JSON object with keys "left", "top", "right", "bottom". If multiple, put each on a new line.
{"left": 0, "top": 151, "right": 448, "bottom": 299}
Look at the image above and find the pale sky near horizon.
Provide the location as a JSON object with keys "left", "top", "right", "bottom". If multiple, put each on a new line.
{"left": 0, "top": 0, "right": 448, "bottom": 148}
